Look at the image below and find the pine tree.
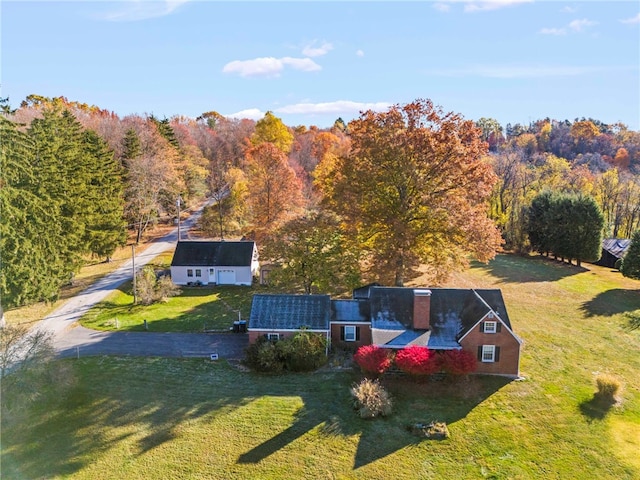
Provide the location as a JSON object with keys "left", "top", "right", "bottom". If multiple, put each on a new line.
{"left": 81, "top": 130, "right": 127, "bottom": 260}
{"left": 621, "top": 230, "right": 640, "bottom": 279}
{"left": 0, "top": 115, "right": 67, "bottom": 306}
{"left": 122, "top": 128, "right": 142, "bottom": 159}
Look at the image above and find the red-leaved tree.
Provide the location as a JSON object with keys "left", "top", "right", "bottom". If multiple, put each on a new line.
{"left": 394, "top": 346, "right": 440, "bottom": 376}
{"left": 353, "top": 345, "right": 393, "bottom": 376}
{"left": 440, "top": 349, "right": 477, "bottom": 376}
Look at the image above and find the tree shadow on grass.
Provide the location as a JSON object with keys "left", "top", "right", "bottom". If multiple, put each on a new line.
{"left": 579, "top": 394, "right": 618, "bottom": 422}
{"left": 579, "top": 289, "right": 640, "bottom": 317}
{"left": 2, "top": 358, "right": 513, "bottom": 478}
{"left": 471, "top": 254, "right": 586, "bottom": 284}
{"left": 236, "top": 373, "right": 512, "bottom": 470}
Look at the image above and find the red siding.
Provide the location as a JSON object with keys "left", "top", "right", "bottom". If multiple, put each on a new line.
{"left": 460, "top": 325, "right": 520, "bottom": 377}
{"left": 330, "top": 323, "right": 371, "bottom": 349}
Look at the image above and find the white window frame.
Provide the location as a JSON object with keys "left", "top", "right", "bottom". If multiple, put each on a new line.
{"left": 195, "top": 269, "right": 202, "bottom": 277}
{"left": 484, "top": 321, "right": 497, "bottom": 334}
{"left": 187, "top": 269, "right": 194, "bottom": 277}
{"left": 267, "top": 333, "right": 280, "bottom": 341}
{"left": 482, "top": 345, "right": 496, "bottom": 362}
{"left": 344, "top": 325, "right": 357, "bottom": 342}
{"left": 209, "top": 268, "right": 215, "bottom": 274}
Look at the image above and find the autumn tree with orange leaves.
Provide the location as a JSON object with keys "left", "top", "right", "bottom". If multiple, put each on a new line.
{"left": 316, "top": 99, "right": 502, "bottom": 286}
{"left": 245, "top": 142, "right": 303, "bottom": 239}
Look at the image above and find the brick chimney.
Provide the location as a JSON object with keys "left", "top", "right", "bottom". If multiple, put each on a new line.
{"left": 413, "top": 289, "right": 431, "bottom": 330}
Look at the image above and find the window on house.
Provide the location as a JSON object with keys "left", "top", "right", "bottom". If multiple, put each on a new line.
{"left": 481, "top": 345, "right": 496, "bottom": 362}
{"left": 195, "top": 269, "right": 202, "bottom": 277}
{"left": 344, "top": 326, "right": 357, "bottom": 342}
{"left": 187, "top": 269, "right": 193, "bottom": 277}
{"left": 484, "top": 321, "right": 497, "bottom": 333}
{"left": 267, "top": 333, "right": 280, "bottom": 341}
{"left": 209, "top": 268, "right": 215, "bottom": 274}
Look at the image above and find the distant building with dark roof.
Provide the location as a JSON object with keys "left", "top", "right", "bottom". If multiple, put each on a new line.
{"left": 170, "top": 241, "right": 259, "bottom": 286}
{"left": 595, "top": 238, "right": 631, "bottom": 269}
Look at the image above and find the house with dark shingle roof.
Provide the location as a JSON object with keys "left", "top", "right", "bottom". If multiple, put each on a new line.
{"left": 170, "top": 241, "right": 259, "bottom": 286}
{"left": 367, "top": 287, "right": 522, "bottom": 377}
{"left": 248, "top": 294, "right": 331, "bottom": 343}
{"left": 247, "top": 285, "right": 522, "bottom": 377}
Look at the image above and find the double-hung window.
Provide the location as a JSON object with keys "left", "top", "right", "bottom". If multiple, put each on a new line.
{"left": 481, "top": 345, "right": 496, "bottom": 362}
{"left": 344, "top": 326, "right": 357, "bottom": 342}
{"left": 187, "top": 269, "right": 194, "bottom": 277}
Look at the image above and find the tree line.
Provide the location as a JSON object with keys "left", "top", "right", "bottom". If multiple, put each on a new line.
{"left": 2, "top": 94, "right": 640, "bottom": 309}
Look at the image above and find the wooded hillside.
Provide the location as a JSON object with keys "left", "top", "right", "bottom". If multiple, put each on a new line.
{"left": 2, "top": 95, "right": 639, "bottom": 307}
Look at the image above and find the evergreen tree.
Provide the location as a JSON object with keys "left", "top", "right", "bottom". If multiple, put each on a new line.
{"left": 122, "top": 128, "right": 142, "bottom": 159}
{"left": 81, "top": 130, "right": 127, "bottom": 260}
{"left": 528, "top": 191, "right": 603, "bottom": 265}
{"left": 527, "top": 191, "right": 554, "bottom": 255}
{"left": 29, "top": 109, "right": 88, "bottom": 272}
{"left": 565, "top": 195, "right": 603, "bottom": 266}
{"left": 621, "top": 230, "right": 640, "bottom": 280}
{"left": 0, "top": 115, "right": 67, "bottom": 306}
{"left": 149, "top": 115, "right": 179, "bottom": 149}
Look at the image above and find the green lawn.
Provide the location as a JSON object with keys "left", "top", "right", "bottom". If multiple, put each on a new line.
{"left": 2, "top": 254, "right": 639, "bottom": 479}
{"left": 81, "top": 284, "right": 256, "bottom": 332}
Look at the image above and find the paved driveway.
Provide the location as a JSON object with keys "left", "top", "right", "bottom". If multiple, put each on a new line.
{"left": 30, "top": 200, "right": 249, "bottom": 361}
{"left": 56, "top": 326, "right": 248, "bottom": 360}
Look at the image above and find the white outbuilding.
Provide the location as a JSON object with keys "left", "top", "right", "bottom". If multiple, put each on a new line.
{"left": 170, "top": 241, "right": 259, "bottom": 286}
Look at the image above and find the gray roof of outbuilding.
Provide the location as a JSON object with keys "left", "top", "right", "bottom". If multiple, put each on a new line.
{"left": 602, "top": 238, "right": 631, "bottom": 259}
{"left": 249, "top": 294, "right": 331, "bottom": 331}
{"left": 170, "top": 241, "right": 255, "bottom": 267}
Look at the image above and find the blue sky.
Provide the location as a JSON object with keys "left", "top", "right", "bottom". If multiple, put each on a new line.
{"left": 2, "top": 1, "right": 639, "bottom": 129}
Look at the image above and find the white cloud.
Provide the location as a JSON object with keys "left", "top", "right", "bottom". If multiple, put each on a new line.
{"left": 225, "top": 108, "right": 265, "bottom": 121}
{"left": 539, "top": 27, "right": 566, "bottom": 36}
{"left": 222, "top": 57, "right": 321, "bottom": 78}
{"left": 302, "top": 42, "right": 333, "bottom": 57}
{"left": 97, "top": 0, "right": 189, "bottom": 22}
{"left": 356, "top": 49, "right": 365, "bottom": 57}
{"left": 462, "top": 0, "right": 532, "bottom": 13}
{"left": 539, "top": 18, "right": 597, "bottom": 36}
{"left": 433, "top": 3, "right": 451, "bottom": 13}
{"left": 568, "top": 18, "right": 597, "bottom": 32}
{"left": 275, "top": 101, "right": 391, "bottom": 115}
{"left": 620, "top": 13, "right": 640, "bottom": 25}
{"left": 426, "top": 64, "right": 611, "bottom": 79}
{"left": 561, "top": 6, "right": 577, "bottom": 14}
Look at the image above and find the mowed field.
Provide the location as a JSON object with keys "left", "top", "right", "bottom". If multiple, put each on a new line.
{"left": 1, "top": 254, "right": 639, "bottom": 479}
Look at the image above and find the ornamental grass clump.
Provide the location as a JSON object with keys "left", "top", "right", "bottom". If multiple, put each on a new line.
{"left": 350, "top": 378, "right": 393, "bottom": 419}
{"left": 351, "top": 378, "right": 393, "bottom": 418}
{"left": 596, "top": 373, "right": 621, "bottom": 399}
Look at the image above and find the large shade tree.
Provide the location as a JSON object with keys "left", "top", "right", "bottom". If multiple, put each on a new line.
{"left": 262, "top": 211, "right": 361, "bottom": 295}
{"left": 316, "top": 99, "right": 502, "bottom": 285}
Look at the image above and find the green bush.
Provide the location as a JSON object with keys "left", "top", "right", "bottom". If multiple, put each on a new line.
{"left": 596, "top": 374, "right": 621, "bottom": 398}
{"left": 350, "top": 378, "right": 393, "bottom": 419}
{"left": 244, "top": 331, "right": 328, "bottom": 373}
{"left": 244, "top": 337, "right": 285, "bottom": 373}
{"left": 279, "top": 331, "right": 328, "bottom": 372}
